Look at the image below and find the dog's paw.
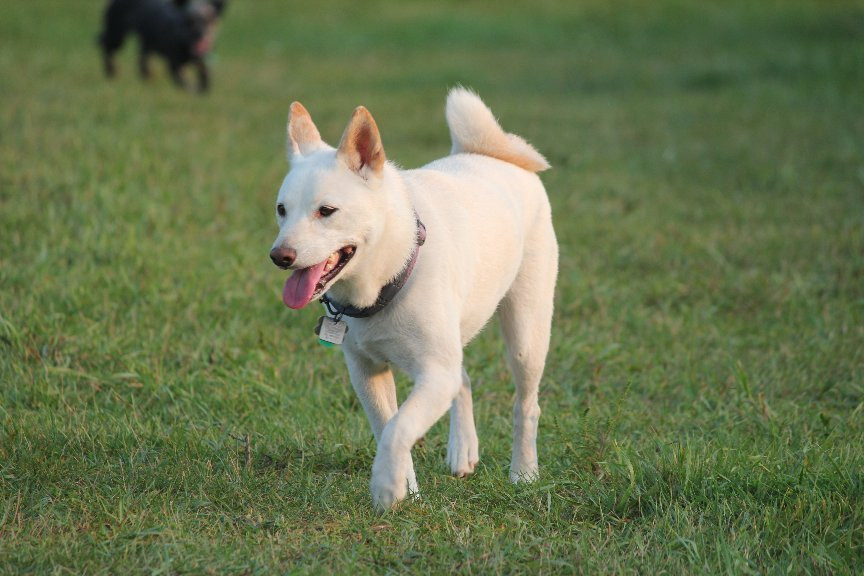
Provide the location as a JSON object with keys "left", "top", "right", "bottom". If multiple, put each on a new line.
{"left": 370, "top": 470, "right": 409, "bottom": 512}
{"left": 447, "top": 429, "right": 479, "bottom": 478}
{"left": 370, "top": 449, "right": 414, "bottom": 511}
{"left": 509, "top": 461, "right": 539, "bottom": 484}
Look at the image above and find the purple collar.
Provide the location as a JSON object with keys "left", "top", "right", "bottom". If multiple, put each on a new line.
{"left": 320, "top": 215, "right": 426, "bottom": 319}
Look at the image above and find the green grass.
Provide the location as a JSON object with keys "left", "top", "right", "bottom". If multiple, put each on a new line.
{"left": 2, "top": 0, "right": 863, "bottom": 573}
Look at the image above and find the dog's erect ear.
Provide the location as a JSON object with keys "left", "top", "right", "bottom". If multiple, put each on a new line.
{"left": 287, "top": 102, "right": 324, "bottom": 159}
{"left": 337, "top": 106, "right": 386, "bottom": 177}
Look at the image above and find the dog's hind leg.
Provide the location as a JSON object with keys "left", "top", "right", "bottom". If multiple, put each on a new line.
{"left": 98, "top": 0, "right": 128, "bottom": 77}
{"left": 102, "top": 46, "right": 119, "bottom": 78}
{"left": 447, "top": 367, "right": 479, "bottom": 477}
{"left": 498, "top": 222, "right": 558, "bottom": 483}
{"left": 345, "top": 352, "right": 419, "bottom": 496}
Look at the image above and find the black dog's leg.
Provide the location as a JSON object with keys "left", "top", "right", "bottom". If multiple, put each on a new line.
{"left": 102, "top": 47, "right": 118, "bottom": 78}
{"left": 194, "top": 58, "right": 209, "bottom": 93}
{"left": 99, "top": 0, "right": 129, "bottom": 78}
{"left": 169, "top": 61, "right": 188, "bottom": 89}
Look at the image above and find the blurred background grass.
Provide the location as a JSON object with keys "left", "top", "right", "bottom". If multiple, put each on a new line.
{"left": 1, "top": 0, "right": 863, "bottom": 573}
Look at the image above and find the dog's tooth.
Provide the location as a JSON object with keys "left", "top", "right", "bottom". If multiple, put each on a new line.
{"left": 323, "top": 251, "right": 340, "bottom": 273}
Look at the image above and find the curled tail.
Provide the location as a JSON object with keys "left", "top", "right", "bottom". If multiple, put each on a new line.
{"left": 445, "top": 87, "right": 550, "bottom": 173}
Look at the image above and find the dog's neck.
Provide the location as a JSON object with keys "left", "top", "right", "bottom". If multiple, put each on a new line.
{"left": 326, "top": 176, "right": 417, "bottom": 310}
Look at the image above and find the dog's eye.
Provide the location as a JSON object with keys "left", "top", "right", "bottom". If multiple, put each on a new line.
{"left": 318, "top": 206, "right": 338, "bottom": 218}
{"left": 276, "top": 203, "right": 286, "bottom": 217}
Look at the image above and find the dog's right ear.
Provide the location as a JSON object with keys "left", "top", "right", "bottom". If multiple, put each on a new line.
{"left": 287, "top": 102, "right": 324, "bottom": 160}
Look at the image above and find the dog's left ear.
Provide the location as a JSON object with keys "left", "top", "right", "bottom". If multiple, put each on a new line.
{"left": 287, "top": 102, "right": 325, "bottom": 160}
{"left": 337, "top": 106, "right": 386, "bottom": 178}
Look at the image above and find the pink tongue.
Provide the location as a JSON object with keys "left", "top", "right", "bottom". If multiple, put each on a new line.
{"left": 282, "top": 261, "right": 328, "bottom": 309}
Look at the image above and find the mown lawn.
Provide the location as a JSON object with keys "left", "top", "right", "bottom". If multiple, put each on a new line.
{"left": 1, "top": 0, "right": 863, "bottom": 573}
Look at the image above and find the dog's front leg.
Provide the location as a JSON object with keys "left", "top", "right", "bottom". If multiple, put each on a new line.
{"left": 344, "top": 352, "right": 419, "bottom": 497}
{"left": 370, "top": 363, "right": 461, "bottom": 510}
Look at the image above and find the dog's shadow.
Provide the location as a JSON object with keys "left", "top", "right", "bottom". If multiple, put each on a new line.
{"left": 252, "top": 443, "right": 373, "bottom": 476}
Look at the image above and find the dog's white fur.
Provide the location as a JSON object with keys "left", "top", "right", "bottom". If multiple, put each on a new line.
{"left": 271, "top": 88, "right": 557, "bottom": 510}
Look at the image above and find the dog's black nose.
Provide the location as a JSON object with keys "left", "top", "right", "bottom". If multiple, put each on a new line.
{"left": 270, "top": 246, "right": 296, "bottom": 268}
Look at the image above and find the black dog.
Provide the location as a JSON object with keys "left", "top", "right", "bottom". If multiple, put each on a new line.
{"left": 99, "top": 0, "right": 226, "bottom": 92}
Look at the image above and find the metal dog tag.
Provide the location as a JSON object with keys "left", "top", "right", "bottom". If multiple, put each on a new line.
{"left": 315, "top": 315, "right": 348, "bottom": 347}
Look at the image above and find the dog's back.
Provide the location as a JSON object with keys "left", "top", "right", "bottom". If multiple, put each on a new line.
{"left": 100, "top": 0, "right": 195, "bottom": 58}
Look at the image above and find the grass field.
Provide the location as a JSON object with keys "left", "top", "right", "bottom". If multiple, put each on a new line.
{"left": 2, "top": 0, "right": 863, "bottom": 573}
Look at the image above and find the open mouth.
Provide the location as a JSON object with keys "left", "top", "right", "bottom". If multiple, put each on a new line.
{"left": 282, "top": 246, "right": 355, "bottom": 309}
{"left": 314, "top": 245, "right": 355, "bottom": 297}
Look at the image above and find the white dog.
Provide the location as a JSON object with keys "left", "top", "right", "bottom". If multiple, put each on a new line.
{"left": 269, "top": 88, "right": 557, "bottom": 510}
